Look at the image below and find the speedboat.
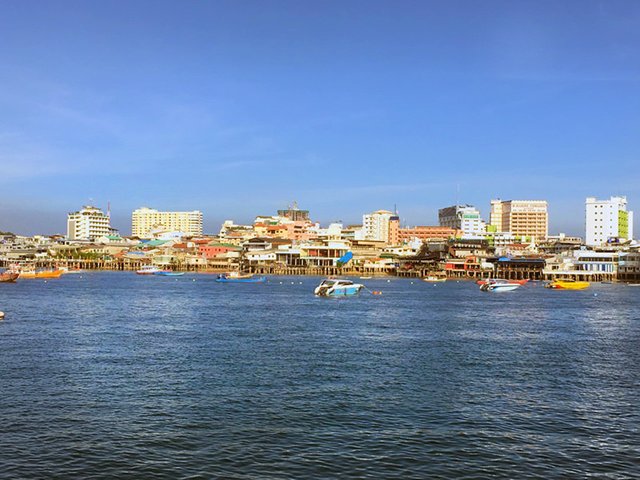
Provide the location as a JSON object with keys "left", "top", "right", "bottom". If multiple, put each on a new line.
{"left": 136, "top": 265, "right": 162, "bottom": 275}
{"left": 477, "top": 278, "right": 528, "bottom": 286}
{"left": 314, "top": 279, "right": 364, "bottom": 296}
{"left": 216, "top": 273, "right": 266, "bottom": 283}
{"left": 545, "top": 279, "right": 590, "bottom": 290}
{"left": 480, "top": 279, "right": 521, "bottom": 292}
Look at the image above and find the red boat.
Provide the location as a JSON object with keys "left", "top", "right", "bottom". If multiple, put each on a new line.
{"left": 0, "top": 272, "right": 19, "bottom": 283}
{"left": 476, "top": 278, "right": 529, "bottom": 286}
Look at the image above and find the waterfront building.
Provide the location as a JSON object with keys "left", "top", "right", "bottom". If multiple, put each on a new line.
{"left": 619, "top": 251, "right": 640, "bottom": 282}
{"left": 132, "top": 207, "right": 203, "bottom": 238}
{"left": 490, "top": 199, "right": 548, "bottom": 240}
{"left": 362, "top": 210, "right": 399, "bottom": 244}
{"left": 585, "top": 196, "right": 634, "bottom": 246}
{"left": 300, "top": 240, "right": 351, "bottom": 267}
{"left": 574, "top": 250, "right": 619, "bottom": 274}
{"left": 438, "top": 205, "right": 486, "bottom": 236}
{"left": 67, "top": 205, "right": 113, "bottom": 241}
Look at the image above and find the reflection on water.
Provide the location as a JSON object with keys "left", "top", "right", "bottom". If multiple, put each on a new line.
{"left": 1, "top": 273, "right": 639, "bottom": 478}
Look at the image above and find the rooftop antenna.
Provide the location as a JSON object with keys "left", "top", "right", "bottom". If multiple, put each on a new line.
{"left": 107, "top": 201, "right": 111, "bottom": 218}
{"left": 456, "top": 183, "right": 460, "bottom": 207}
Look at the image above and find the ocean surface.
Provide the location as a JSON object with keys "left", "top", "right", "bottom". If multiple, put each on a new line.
{"left": 1, "top": 272, "right": 639, "bottom": 479}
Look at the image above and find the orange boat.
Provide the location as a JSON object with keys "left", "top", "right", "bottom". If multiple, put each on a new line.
{"left": 0, "top": 272, "right": 19, "bottom": 283}
{"left": 17, "top": 269, "right": 64, "bottom": 279}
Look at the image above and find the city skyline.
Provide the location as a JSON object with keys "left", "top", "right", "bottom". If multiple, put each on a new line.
{"left": 1, "top": 1, "right": 639, "bottom": 235}
{"left": 1, "top": 195, "right": 638, "bottom": 239}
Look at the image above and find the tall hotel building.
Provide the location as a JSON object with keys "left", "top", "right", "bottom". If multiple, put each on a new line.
{"left": 67, "top": 205, "right": 113, "bottom": 241}
{"left": 490, "top": 199, "right": 548, "bottom": 240}
{"left": 585, "top": 196, "right": 633, "bottom": 246}
{"left": 132, "top": 207, "right": 203, "bottom": 238}
{"left": 362, "top": 210, "right": 400, "bottom": 244}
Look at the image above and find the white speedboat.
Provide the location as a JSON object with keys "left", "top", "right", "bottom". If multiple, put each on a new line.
{"left": 480, "top": 279, "right": 521, "bottom": 292}
{"left": 136, "top": 265, "right": 162, "bottom": 275}
{"left": 314, "top": 279, "right": 364, "bottom": 296}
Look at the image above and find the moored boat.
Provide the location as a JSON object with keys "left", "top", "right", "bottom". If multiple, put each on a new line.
{"left": 136, "top": 265, "right": 162, "bottom": 275}
{"left": 216, "top": 273, "right": 266, "bottom": 283}
{"left": 0, "top": 272, "right": 19, "bottom": 283}
{"left": 423, "top": 275, "right": 446, "bottom": 283}
{"left": 545, "top": 279, "right": 590, "bottom": 290}
{"left": 314, "top": 279, "right": 364, "bottom": 296}
{"left": 480, "top": 279, "right": 521, "bottom": 292}
{"left": 15, "top": 267, "right": 64, "bottom": 279}
{"left": 154, "top": 271, "right": 185, "bottom": 276}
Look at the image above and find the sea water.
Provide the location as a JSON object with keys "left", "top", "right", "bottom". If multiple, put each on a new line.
{"left": 1, "top": 273, "right": 639, "bottom": 478}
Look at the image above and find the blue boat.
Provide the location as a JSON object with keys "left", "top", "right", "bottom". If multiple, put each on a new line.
{"left": 216, "top": 273, "right": 266, "bottom": 283}
{"left": 154, "top": 271, "right": 185, "bottom": 276}
{"left": 314, "top": 279, "right": 364, "bottom": 296}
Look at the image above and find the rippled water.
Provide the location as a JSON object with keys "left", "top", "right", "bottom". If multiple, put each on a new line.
{"left": 1, "top": 273, "right": 639, "bottom": 478}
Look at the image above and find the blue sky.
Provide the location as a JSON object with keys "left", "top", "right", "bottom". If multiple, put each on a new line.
{"left": 1, "top": 0, "right": 639, "bottom": 236}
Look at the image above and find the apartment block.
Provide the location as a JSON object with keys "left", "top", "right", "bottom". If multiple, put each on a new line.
{"left": 132, "top": 207, "right": 203, "bottom": 238}
{"left": 490, "top": 199, "right": 548, "bottom": 240}
{"left": 585, "top": 196, "right": 634, "bottom": 246}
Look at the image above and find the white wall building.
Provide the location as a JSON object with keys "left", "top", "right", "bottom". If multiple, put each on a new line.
{"left": 362, "top": 210, "right": 398, "bottom": 243}
{"left": 132, "top": 207, "right": 203, "bottom": 238}
{"left": 438, "top": 205, "right": 486, "bottom": 236}
{"left": 585, "top": 196, "right": 634, "bottom": 246}
{"left": 67, "top": 206, "right": 113, "bottom": 241}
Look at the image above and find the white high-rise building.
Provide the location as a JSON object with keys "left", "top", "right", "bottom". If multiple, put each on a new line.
{"left": 132, "top": 207, "right": 203, "bottom": 238}
{"left": 67, "top": 205, "right": 113, "bottom": 241}
{"left": 362, "top": 210, "right": 399, "bottom": 244}
{"left": 438, "top": 205, "right": 486, "bottom": 236}
{"left": 585, "top": 196, "right": 634, "bottom": 246}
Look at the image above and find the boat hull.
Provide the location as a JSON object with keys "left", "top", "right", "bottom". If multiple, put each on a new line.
{"left": 216, "top": 276, "right": 266, "bottom": 283}
{"left": 154, "top": 271, "right": 185, "bottom": 276}
{"left": 19, "top": 270, "right": 63, "bottom": 279}
{"left": 480, "top": 280, "right": 521, "bottom": 292}
{"left": 546, "top": 281, "right": 590, "bottom": 290}
{"left": 0, "top": 273, "right": 19, "bottom": 283}
{"left": 319, "top": 286, "right": 363, "bottom": 296}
